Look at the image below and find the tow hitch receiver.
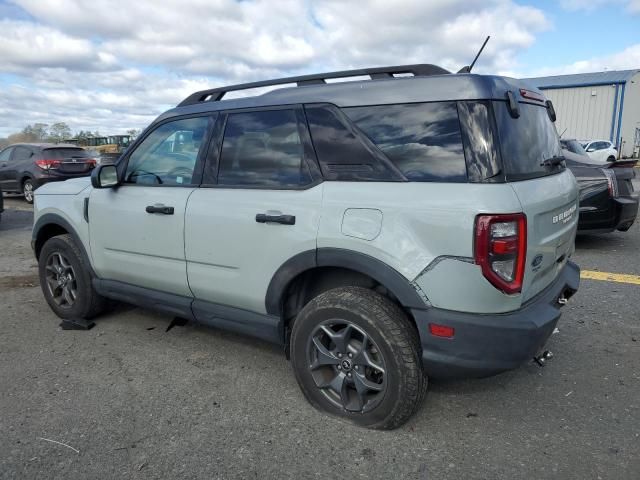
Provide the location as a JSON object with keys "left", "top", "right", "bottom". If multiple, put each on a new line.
{"left": 533, "top": 350, "right": 553, "bottom": 367}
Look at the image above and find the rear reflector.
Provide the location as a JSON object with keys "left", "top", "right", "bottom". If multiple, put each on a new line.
{"left": 429, "top": 323, "right": 455, "bottom": 338}
{"left": 475, "top": 213, "right": 527, "bottom": 294}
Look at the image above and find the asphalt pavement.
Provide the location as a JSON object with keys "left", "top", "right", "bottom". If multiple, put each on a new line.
{"left": 0, "top": 195, "right": 638, "bottom": 480}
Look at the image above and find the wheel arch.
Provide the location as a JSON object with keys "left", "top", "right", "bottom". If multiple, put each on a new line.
{"left": 32, "top": 214, "right": 95, "bottom": 277}
{"left": 266, "top": 248, "right": 428, "bottom": 320}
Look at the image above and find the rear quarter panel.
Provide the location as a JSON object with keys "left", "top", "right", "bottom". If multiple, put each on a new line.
{"left": 317, "top": 181, "right": 525, "bottom": 313}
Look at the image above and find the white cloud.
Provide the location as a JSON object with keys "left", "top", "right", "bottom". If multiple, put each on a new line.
{"left": 0, "top": 19, "right": 117, "bottom": 72}
{"left": 527, "top": 44, "right": 640, "bottom": 76}
{"left": 0, "top": 0, "right": 596, "bottom": 138}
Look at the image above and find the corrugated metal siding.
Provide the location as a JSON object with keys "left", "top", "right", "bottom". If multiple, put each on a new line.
{"left": 620, "top": 73, "right": 640, "bottom": 157}
{"left": 544, "top": 85, "right": 619, "bottom": 141}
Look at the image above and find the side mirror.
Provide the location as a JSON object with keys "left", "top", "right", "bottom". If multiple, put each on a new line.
{"left": 91, "top": 164, "right": 119, "bottom": 188}
{"left": 586, "top": 147, "right": 595, "bottom": 153}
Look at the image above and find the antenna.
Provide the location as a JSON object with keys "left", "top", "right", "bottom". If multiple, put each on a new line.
{"left": 458, "top": 36, "right": 490, "bottom": 74}
{"left": 559, "top": 127, "right": 568, "bottom": 139}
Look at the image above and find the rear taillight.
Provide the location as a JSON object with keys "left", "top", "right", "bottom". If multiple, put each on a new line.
{"left": 86, "top": 158, "right": 97, "bottom": 167}
{"left": 35, "top": 159, "right": 61, "bottom": 170}
{"left": 474, "top": 213, "right": 527, "bottom": 294}
{"left": 601, "top": 169, "right": 618, "bottom": 198}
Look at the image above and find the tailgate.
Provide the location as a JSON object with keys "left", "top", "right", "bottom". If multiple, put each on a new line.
{"left": 509, "top": 170, "right": 579, "bottom": 302}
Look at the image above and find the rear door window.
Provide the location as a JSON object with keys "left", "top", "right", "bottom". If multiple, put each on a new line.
{"left": 12, "top": 146, "right": 33, "bottom": 162}
{"left": 305, "top": 104, "right": 402, "bottom": 181}
{"left": 345, "top": 102, "right": 467, "bottom": 182}
{"left": 492, "top": 101, "right": 564, "bottom": 181}
{"left": 218, "top": 109, "right": 311, "bottom": 188}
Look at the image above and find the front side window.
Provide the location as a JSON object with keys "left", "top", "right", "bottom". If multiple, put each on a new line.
{"left": 125, "top": 116, "right": 211, "bottom": 185}
{"left": 345, "top": 102, "right": 467, "bottom": 182}
{"left": 218, "top": 109, "right": 311, "bottom": 187}
{"left": 0, "top": 148, "right": 12, "bottom": 163}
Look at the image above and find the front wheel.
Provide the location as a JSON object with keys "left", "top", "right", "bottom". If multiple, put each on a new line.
{"left": 23, "top": 178, "right": 35, "bottom": 204}
{"left": 38, "top": 234, "right": 106, "bottom": 320}
{"left": 290, "top": 287, "right": 427, "bottom": 430}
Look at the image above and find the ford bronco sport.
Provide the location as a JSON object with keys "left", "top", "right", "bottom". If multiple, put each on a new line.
{"left": 32, "top": 64, "right": 580, "bottom": 429}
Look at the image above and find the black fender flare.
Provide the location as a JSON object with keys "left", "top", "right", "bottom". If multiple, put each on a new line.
{"left": 32, "top": 213, "right": 96, "bottom": 277}
{"left": 265, "top": 248, "right": 427, "bottom": 316}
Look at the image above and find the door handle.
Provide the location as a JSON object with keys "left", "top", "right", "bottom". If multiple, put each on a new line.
{"left": 255, "top": 213, "right": 296, "bottom": 225}
{"left": 146, "top": 204, "right": 174, "bottom": 215}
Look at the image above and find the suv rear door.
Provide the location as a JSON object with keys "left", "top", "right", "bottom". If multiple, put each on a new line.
{"left": 185, "top": 107, "right": 323, "bottom": 321}
{"left": 493, "top": 99, "right": 578, "bottom": 302}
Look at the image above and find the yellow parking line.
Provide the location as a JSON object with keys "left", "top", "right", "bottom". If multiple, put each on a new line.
{"left": 580, "top": 270, "right": 640, "bottom": 285}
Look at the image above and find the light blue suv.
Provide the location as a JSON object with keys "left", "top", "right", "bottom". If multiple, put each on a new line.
{"left": 32, "top": 64, "right": 580, "bottom": 429}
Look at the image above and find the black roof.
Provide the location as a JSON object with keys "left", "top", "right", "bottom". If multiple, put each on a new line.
{"left": 158, "top": 64, "right": 544, "bottom": 124}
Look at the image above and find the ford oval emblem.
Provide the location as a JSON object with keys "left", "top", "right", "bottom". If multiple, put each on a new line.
{"left": 532, "top": 254, "right": 544, "bottom": 269}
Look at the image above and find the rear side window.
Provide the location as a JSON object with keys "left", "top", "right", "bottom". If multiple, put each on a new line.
{"left": 13, "top": 147, "right": 33, "bottom": 162}
{"left": 345, "top": 102, "right": 467, "bottom": 182}
{"left": 218, "top": 109, "right": 311, "bottom": 187}
{"left": 493, "top": 101, "right": 564, "bottom": 181}
{"left": 42, "top": 148, "right": 89, "bottom": 159}
{"left": 457, "top": 101, "right": 501, "bottom": 182}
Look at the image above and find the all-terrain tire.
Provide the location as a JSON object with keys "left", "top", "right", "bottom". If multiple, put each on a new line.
{"left": 38, "top": 234, "right": 106, "bottom": 320}
{"left": 290, "top": 286, "right": 427, "bottom": 430}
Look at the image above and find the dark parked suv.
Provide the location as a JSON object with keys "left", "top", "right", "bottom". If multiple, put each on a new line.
{"left": 0, "top": 143, "right": 96, "bottom": 203}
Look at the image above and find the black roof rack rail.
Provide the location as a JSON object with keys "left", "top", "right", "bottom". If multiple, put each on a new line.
{"left": 177, "top": 64, "right": 451, "bottom": 107}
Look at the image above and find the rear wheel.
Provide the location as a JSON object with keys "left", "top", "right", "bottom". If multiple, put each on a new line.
{"left": 290, "top": 287, "right": 427, "bottom": 430}
{"left": 38, "top": 234, "right": 106, "bottom": 320}
{"left": 23, "top": 178, "right": 34, "bottom": 204}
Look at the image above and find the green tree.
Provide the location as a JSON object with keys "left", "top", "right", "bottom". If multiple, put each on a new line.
{"left": 22, "top": 123, "right": 49, "bottom": 141}
{"left": 48, "top": 122, "right": 72, "bottom": 142}
{"left": 126, "top": 128, "right": 141, "bottom": 140}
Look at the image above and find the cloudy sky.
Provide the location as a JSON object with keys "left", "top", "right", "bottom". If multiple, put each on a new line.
{"left": 0, "top": 0, "right": 639, "bottom": 137}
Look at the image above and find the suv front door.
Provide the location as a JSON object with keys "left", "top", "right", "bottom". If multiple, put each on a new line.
{"left": 185, "top": 107, "right": 323, "bottom": 322}
{"left": 0, "top": 147, "right": 15, "bottom": 190}
{"left": 89, "top": 115, "right": 214, "bottom": 297}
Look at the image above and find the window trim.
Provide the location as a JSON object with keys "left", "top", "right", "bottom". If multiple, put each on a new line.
{"left": 117, "top": 112, "right": 217, "bottom": 188}
{"left": 200, "top": 104, "right": 323, "bottom": 191}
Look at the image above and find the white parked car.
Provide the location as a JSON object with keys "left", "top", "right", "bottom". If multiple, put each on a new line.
{"left": 580, "top": 140, "right": 618, "bottom": 163}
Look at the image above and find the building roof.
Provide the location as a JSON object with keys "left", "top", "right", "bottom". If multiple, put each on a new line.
{"left": 522, "top": 69, "right": 640, "bottom": 89}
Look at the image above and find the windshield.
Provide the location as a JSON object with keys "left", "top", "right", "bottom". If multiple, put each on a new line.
{"left": 561, "top": 139, "right": 588, "bottom": 156}
{"left": 493, "top": 101, "right": 564, "bottom": 181}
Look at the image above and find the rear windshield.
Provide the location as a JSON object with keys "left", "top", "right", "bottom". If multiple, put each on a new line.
{"left": 493, "top": 101, "right": 564, "bottom": 181}
{"left": 42, "top": 148, "right": 90, "bottom": 159}
{"left": 561, "top": 139, "right": 588, "bottom": 156}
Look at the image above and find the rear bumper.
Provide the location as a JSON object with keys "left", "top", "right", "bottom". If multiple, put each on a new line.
{"left": 578, "top": 196, "right": 638, "bottom": 233}
{"left": 614, "top": 196, "right": 638, "bottom": 231}
{"left": 412, "top": 261, "right": 580, "bottom": 379}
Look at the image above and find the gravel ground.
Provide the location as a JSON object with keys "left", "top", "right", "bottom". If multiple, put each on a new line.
{"left": 0, "top": 194, "right": 639, "bottom": 480}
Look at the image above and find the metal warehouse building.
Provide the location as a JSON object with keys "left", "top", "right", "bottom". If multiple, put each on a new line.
{"left": 523, "top": 70, "right": 640, "bottom": 158}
